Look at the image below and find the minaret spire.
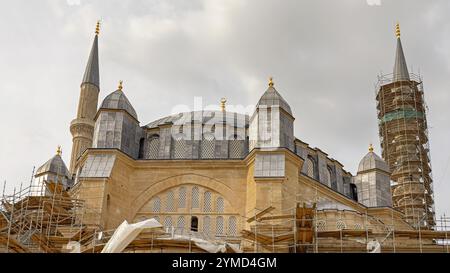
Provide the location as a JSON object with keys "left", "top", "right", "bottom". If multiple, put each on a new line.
{"left": 393, "top": 23, "right": 410, "bottom": 82}
{"left": 81, "top": 21, "right": 100, "bottom": 88}
{"left": 70, "top": 21, "right": 102, "bottom": 175}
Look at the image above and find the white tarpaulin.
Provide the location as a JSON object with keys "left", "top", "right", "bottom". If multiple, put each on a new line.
{"left": 65, "top": 241, "right": 81, "bottom": 253}
{"left": 101, "top": 219, "right": 163, "bottom": 253}
{"left": 367, "top": 239, "right": 381, "bottom": 253}
{"left": 161, "top": 234, "right": 243, "bottom": 253}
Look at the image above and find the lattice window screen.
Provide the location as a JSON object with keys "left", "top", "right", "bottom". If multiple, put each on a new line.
{"left": 336, "top": 220, "right": 347, "bottom": 230}
{"left": 216, "top": 216, "right": 224, "bottom": 235}
{"left": 166, "top": 191, "right": 175, "bottom": 212}
{"left": 354, "top": 223, "right": 363, "bottom": 230}
{"left": 146, "top": 137, "right": 160, "bottom": 159}
{"left": 164, "top": 217, "right": 173, "bottom": 231}
{"left": 152, "top": 197, "right": 161, "bottom": 213}
{"left": 203, "top": 216, "right": 211, "bottom": 236}
{"left": 307, "top": 158, "right": 315, "bottom": 178}
{"left": 216, "top": 197, "right": 224, "bottom": 213}
{"left": 228, "top": 216, "right": 237, "bottom": 236}
{"left": 173, "top": 134, "right": 188, "bottom": 159}
{"left": 229, "top": 140, "right": 244, "bottom": 159}
{"left": 201, "top": 133, "right": 215, "bottom": 159}
{"left": 316, "top": 220, "right": 326, "bottom": 231}
{"left": 154, "top": 216, "right": 160, "bottom": 223}
{"left": 191, "top": 187, "right": 199, "bottom": 209}
{"left": 203, "top": 191, "right": 212, "bottom": 212}
{"left": 177, "top": 216, "right": 185, "bottom": 230}
{"left": 178, "top": 187, "right": 186, "bottom": 208}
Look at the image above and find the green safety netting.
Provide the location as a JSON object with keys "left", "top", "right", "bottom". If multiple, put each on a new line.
{"left": 380, "top": 109, "right": 424, "bottom": 124}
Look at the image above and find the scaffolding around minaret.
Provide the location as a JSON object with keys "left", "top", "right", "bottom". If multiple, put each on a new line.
{"left": 375, "top": 71, "right": 435, "bottom": 228}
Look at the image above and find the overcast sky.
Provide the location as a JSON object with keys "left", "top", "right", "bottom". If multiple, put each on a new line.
{"left": 0, "top": 0, "right": 449, "bottom": 217}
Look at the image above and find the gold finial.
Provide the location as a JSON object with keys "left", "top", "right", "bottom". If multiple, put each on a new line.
{"left": 220, "top": 98, "right": 227, "bottom": 112}
{"left": 269, "top": 77, "right": 274, "bottom": 87}
{"left": 395, "top": 22, "right": 401, "bottom": 38}
{"left": 95, "top": 20, "right": 101, "bottom": 35}
{"left": 56, "top": 146, "right": 62, "bottom": 156}
{"left": 118, "top": 80, "right": 123, "bottom": 91}
{"left": 369, "top": 143, "right": 374, "bottom": 153}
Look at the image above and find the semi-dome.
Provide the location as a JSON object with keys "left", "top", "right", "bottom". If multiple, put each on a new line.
{"left": 357, "top": 145, "right": 390, "bottom": 173}
{"left": 256, "top": 79, "right": 292, "bottom": 115}
{"left": 100, "top": 85, "right": 138, "bottom": 120}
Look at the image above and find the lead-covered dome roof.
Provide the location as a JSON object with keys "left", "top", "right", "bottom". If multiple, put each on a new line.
{"left": 100, "top": 89, "right": 138, "bottom": 120}
{"left": 358, "top": 150, "right": 390, "bottom": 173}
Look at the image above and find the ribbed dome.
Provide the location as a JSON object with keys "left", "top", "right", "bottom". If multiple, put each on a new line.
{"left": 357, "top": 151, "right": 390, "bottom": 173}
{"left": 256, "top": 86, "right": 292, "bottom": 115}
{"left": 36, "top": 154, "right": 71, "bottom": 178}
{"left": 145, "top": 111, "right": 248, "bottom": 129}
{"left": 100, "top": 90, "right": 138, "bottom": 120}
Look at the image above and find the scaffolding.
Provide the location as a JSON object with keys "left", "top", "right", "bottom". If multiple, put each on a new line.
{"left": 1, "top": 159, "right": 448, "bottom": 253}
{"left": 1, "top": 175, "right": 448, "bottom": 253}
{"left": 376, "top": 72, "right": 435, "bottom": 229}
{"left": 0, "top": 174, "right": 102, "bottom": 253}
{"left": 236, "top": 179, "right": 449, "bottom": 253}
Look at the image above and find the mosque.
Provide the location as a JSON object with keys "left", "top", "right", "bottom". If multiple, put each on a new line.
{"left": 1, "top": 22, "right": 446, "bottom": 253}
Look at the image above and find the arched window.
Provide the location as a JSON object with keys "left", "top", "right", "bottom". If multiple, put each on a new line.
{"left": 138, "top": 138, "right": 145, "bottom": 159}
{"left": 146, "top": 135, "right": 160, "bottom": 159}
{"left": 216, "top": 197, "right": 224, "bottom": 213}
{"left": 203, "top": 216, "right": 211, "bottom": 236}
{"left": 336, "top": 220, "right": 346, "bottom": 230}
{"left": 228, "top": 216, "right": 237, "bottom": 236}
{"left": 328, "top": 166, "right": 337, "bottom": 190}
{"left": 306, "top": 157, "right": 315, "bottom": 178}
{"left": 316, "top": 220, "right": 326, "bottom": 231}
{"left": 177, "top": 216, "right": 185, "bottom": 231}
{"left": 191, "top": 216, "right": 199, "bottom": 232}
{"left": 152, "top": 197, "right": 161, "bottom": 213}
{"left": 164, "top": 217, "right": 173, "bottom": 231}
{"left": 178, "top": 187, "right": 186, "bottom": 208}
{"left": 350, "top": 183, "right": 358, "bottom": 202}
{"left": 216, "top": 216, "right": 224, "bottom": 235}
{"left": 201, "top": 133, "right": 215, "bottom": 159}
{"left": 203, "top": 191, "right": 212, "bottom": 212}
{"left": 166, "top": 190, "right": 175, "bottom": 212}
{"left": 324, "top": 167, "right": 332, "bottom": 186}
{"left": 192, "top": 187, "right": 199, "bottom": 209}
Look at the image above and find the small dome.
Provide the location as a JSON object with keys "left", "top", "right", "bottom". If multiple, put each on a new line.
{"left": 36, "top": 154, "right": 71, "bottom": 178}
{"left": 256, "top": 86, "right": 292, "bottom": 115}
{"left": 100, "top": 90, "right": 138, "bottom": 120}
{"left": 357, "top": 151, "right": 390, "bottom": 173}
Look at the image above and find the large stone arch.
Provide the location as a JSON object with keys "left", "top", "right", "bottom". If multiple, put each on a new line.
{"left": 131, "top": 173, "right": 236, "bottom": 218}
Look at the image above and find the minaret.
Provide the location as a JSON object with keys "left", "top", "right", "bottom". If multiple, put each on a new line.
{"left": 376, "top": 23, "right": 435, "bottom": 228}
{"left": 69, "top": 21, "right": 101, "bottom": 174}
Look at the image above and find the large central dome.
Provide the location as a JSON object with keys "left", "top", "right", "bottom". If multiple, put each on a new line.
{"left": 146, "top": 110, "right": 249, "bottom": 129}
